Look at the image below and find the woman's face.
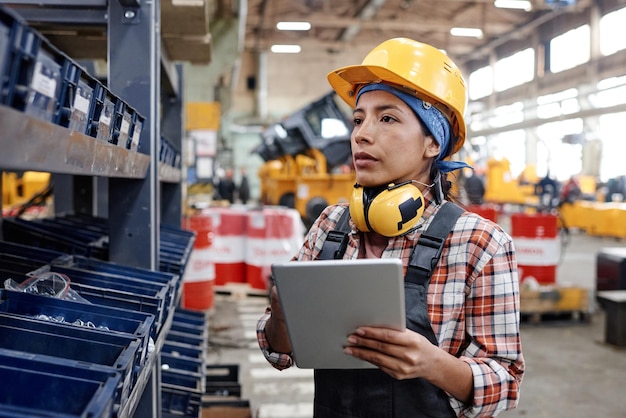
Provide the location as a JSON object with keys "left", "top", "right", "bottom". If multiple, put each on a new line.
{"left": 351, "top": 89, "right": 440, "bottom": 188}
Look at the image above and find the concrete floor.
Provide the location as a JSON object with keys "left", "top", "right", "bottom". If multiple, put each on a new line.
{"left": 206, "top": 229, "right": 626, "bottom": 418}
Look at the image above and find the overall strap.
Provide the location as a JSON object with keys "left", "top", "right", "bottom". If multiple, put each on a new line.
{"left": 406, "top": 202, "right": 464, "bottom": 285}
{"left": 317, "top": 207, "right": 351, "bottom": 260}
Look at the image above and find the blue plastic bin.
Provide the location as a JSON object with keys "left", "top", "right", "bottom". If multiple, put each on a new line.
{"left": 126, "top": 104, "right": 143, "bottom": 151}
{"left": 174, "top": 307, "right": 209, "bottom": 326}
{"left": 57, "top": 60, "right": 97, "bottom": 135}
{"left": 0, "top": 314, "right": 140, "bottom": 405}
{"left": 0, "top": 289, "right": 155, "bottom": 367}
{"left": 44, "top": 265, "right": 174, "bottom": 322}
{"left": 0, "top": 240, "right": 66, "bottom": 263}
{"left": 161, "top": 385, "right": 201, "bottom": 418}
{"left": 165, "top": 329, "right": 206, "bottom": 348}
{"left": 0, "top": 349, "right": 121, "bottom": 418}
{"left": 89, "top": 81, "right": 115, "bottom": 142}
{"left": 162, "top": 341, "right": 204, "bottom": 361}
{"left": 59, "top": 254, "right": 180, "bottom": 308}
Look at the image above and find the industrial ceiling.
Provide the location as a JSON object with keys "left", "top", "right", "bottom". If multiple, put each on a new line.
{"left": 242, "top": 0, "right": 595, "bottom": 67}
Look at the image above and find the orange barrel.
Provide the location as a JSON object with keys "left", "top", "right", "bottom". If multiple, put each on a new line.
{"left": 181, "top": 214, "right": 215, "bottom": 311}
{"left": 203, "top": 207, "right": 246, "bottom": 286}
{"left": 511, "top": 213, "right": 560, "bottom": 285}
{"left": 245, "top": 207, "right": 305, "bottom": 290}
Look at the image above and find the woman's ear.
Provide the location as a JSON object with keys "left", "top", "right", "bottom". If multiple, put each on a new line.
{"left": 424, "top": 135, "right": 441, "bottom": 159}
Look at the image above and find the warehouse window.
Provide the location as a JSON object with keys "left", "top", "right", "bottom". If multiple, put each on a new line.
{"left": 536, "top": 88, "right": 580, "bottom": 119}
{"left": 489, "top": 102, "right": 524, "bottom": 128}
{"left": 493, "top": 48, "right": 534, "bottom": 92}
{"left": 590, "top": 76, "right": 626, "bottom": 108}
{"left": 549, "top": 25, "right": 590, "bottom": 73}
{"left": 488, "top": 130, "right": 526, "bottom": 178}
{"left": 599, "top": 112, "right": 626, "bottom": 181}
{"left": 600, "top": 6, "right": 626, "bottom": 56}
{"left": 468, "top": 66, "right": 493, "bottom": 100}
{"left": 536, "top": 119, "right": 583, "bottom": 181}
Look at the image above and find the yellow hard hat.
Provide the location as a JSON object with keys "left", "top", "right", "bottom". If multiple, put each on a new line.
{"left": 327, "top": 37, "right": 468, "bottom": 154}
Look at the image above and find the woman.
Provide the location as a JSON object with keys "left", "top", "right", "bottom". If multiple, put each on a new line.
{"left": 257, "top": 38, "right": 524, "bottom": 417}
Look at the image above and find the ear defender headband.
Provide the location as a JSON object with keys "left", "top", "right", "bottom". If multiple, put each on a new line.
{"left": 349, "top": 181, "right": 425, "bottom": 237}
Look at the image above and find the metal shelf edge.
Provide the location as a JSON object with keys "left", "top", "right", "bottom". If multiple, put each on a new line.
{"left": 0, "top": 105, "right": 149, "bottom": 178}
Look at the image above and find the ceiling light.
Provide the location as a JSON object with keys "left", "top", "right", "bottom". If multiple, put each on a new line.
{"left": 450, "top": 27, "right": 484, "bottom": 38}
{"left": 276, "top": 21, "right": 311, "bottom": 31}
{"left": 270, "top": 44, "right": 302, "bottom": 54}
{"left": 494, "top": 0, "right": 532, "bottom": 11}
{"left": 172, "top": 0, "right": 204, "bottom": 5}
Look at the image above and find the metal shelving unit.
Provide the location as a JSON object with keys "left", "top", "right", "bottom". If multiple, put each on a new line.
{"left": 0, "top": 1, "right": 191, "bottom": 417}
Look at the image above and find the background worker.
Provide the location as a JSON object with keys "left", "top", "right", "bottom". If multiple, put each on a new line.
{"left": 257, "top": 38, "right": 524, "bottom": 417}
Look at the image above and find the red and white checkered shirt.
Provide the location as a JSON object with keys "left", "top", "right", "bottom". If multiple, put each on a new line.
{"left": 257, "top": 196, "right": 525, "bottom": 417}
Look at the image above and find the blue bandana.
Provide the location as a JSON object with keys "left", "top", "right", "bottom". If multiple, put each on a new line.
{"left": 356, "top": 83, "right": 471, "bottom": 173}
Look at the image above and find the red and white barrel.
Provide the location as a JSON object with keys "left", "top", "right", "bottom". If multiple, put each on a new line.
{"left": 245, "top": 207, "right": 305, "bottom": 290}
{"left": 511, "top": 213, "right": 560, "bottom": 285}
{"left": 203, "top": 207, "right": 247, "bottom": 286}
{"left": 181, "top": 214, "right": 215, "bottom": 311}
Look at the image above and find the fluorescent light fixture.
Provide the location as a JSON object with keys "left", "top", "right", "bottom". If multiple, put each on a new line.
{"left": 494, "top": 0, "right": 532, "bottom": 11}
{"left": 450, "top": 27, "right": 484, "bottom": 38}
{"left": 172, "top": 0, "right": 204, "bottom": 5}
{"left": 276, "top": 21, "right": 311, "bottom": 31}
{"left": 270, "top": 44, "right": 302, "bottom": 54}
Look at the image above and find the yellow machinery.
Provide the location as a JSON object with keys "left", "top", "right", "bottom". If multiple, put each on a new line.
{"left": 2, "top": 171, "right": 51, "bottom": 211}
{"left": 254, "top": 92, "right": 356, "bottom": 224}
{"left": 483, "top": 157, "right": 539, "bottom": 207}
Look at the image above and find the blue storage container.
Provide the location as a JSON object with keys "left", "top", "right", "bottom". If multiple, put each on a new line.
{"left": 205, "top": 364, "right": 242, "bottom": 398}
{"left": 170, "top": 318, "right": 208, "bottom": 340}
{"left": 60, "top": 281, "right": 164, "bottom": 332}
{"left": 0, "top": 240, "right": 66, "bottom": 263}
{"left": 111, "top": 98, "right": 132, "bottom": 147}
{"left": 89, "top": 81, "right": 115, "bottom": 142}
{"left": 126, "top": 104, "right": 143, "bottom": 151}
{"left": 161, "top": 352, "right": 204, "bottom": 374}
{"left": 162, "top": 341, "right": 204, "bottom": 361}
{"left": 2, "top": 23, "right": 36, "bottom": 105}
{"left": 0, "top": 314, "right": 140, "bottom": 405}
{"left": 165, "top": 329, "right": 206, "bottom": 348}
{"left": 2, "top": 217, "right": 107, "bottom": 259}
{"left": 46, "top": 264, "right": 174, "bottom": 320}
{"left": 57, "top": 60, "right": 97, "bottom": 135}
{"left": 162, "top": 386, "right": 201, "bottom": 418}
{"left": 0, "top": 289, "right": 155, "bottom": 367}
{"left": 0, "top": 8, "right": 14, "bottom": 102}
{"left": 161, "top": 368, "right": 204, "bottom": 393}
{"left": 173, "top": 307, "right": 209, "bottom": 326}
{"left": 0, "top": 252, "right": 49, "bottom": 279}
{"left": 0, "top": 350, "right": 121, "bottom": 418}
{"left": 59, "top": 254, "right": 180, "bottom": 307}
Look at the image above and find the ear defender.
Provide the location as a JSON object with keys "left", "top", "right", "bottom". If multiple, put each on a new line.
{"left": 349, "top": 181, "right": 425, "bottom": 237}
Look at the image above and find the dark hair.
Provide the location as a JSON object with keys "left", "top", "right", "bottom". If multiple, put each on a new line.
{"left": 428, "top": 166, "right": 461, "bottom": 203}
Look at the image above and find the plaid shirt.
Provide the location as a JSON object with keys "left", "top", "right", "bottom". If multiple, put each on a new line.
{"left": 257, "top": 196, "right": 525, "bottom": 417}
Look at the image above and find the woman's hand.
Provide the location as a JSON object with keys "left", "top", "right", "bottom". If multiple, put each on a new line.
{"left": 344, "top": 326, "right": 438, "bottom": 380}
{"left": 265, "top": 285, "right": 292, "bottom": 354}
{"left": 344, "top": 326, "right": 474, "bottom": 403}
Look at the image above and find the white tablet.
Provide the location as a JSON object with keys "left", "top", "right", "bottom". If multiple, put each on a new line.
{"left": 271, "top": 258, "right": 406, "bottom": 369}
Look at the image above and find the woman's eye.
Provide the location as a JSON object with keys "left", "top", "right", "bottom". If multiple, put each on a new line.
{"left": 353, "top": 118, "right": 362, "bottom": 126}
{"left": 381, "top": 115, "right": 395, "bottom": 123}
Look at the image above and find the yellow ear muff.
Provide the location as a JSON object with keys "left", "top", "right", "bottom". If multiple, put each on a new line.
{"left": 349, "top": 185, "right": 370, "bottom": 232}
{"left": 349, "top": 182, "right": 425, "bottom": 237}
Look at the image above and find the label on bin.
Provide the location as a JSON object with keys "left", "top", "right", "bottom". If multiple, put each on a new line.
{"left": 31, "top": 61, "right": 58, "bottom": 98}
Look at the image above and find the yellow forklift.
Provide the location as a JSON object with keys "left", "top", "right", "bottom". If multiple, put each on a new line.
{"left": 254, "top": 92, "right": 356, "bottom": 225}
